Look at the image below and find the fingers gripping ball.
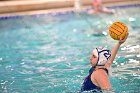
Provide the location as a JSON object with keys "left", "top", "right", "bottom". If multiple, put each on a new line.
{"left": 109, "top": 22, "right": 128, "bottom": 40}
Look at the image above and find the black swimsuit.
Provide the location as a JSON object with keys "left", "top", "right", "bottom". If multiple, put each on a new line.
{"left": 81, "top": 67, "right": 108, "bottom": 92}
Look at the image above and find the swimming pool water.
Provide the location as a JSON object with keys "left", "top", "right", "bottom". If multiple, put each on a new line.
{"left": 0, "top": 7, "right": 140, "bottom": 93}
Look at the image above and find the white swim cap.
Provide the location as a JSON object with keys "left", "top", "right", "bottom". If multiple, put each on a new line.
{"left": 93, "top": 47, "right": 111, "bottom": 66}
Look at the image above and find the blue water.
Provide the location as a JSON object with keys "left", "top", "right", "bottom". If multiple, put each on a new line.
{"left": 0, "top": 8, "right": 140, "bottom": 93}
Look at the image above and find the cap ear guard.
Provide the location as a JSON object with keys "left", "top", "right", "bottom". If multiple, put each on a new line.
{"left": 95, "top": 47, "right": 111, "bottom": 66}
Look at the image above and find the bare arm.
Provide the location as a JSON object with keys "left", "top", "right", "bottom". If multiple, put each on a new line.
{"left": 92, "top": 69, "right": 111, "bottom": 90}
{"left": 106, "top": 33, "right": 129, "bottom": 67}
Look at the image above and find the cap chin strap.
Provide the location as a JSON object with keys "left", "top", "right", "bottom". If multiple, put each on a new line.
{"left": 95, "top": 48, "right": 111, "bottom": 66}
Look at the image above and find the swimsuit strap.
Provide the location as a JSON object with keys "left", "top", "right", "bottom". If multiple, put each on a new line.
{"left": 89, "top": 67, "right": 108, "bottom": 75}
{"left": 96, "top": 68, "right": 109, "bottom": 75}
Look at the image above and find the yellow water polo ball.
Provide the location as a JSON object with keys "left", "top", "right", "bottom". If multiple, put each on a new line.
{"left": 109, "top": 22, "right": 128, "bottom": 40}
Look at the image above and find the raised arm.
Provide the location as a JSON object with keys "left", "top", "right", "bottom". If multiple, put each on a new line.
{"left": 106, "top": 33, "right": 129, "bottom": 67}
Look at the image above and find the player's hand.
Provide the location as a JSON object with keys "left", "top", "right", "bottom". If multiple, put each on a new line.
{"left": 119, "top": 33, "right": 129, "bottom": 44}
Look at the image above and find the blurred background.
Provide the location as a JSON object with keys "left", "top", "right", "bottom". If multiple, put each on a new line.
{"left": 0, "top": 0, "right": 140, "bottom": 93}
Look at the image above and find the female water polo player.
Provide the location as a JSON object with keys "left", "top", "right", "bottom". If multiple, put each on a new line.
{"left": 80, "top": 33, "right": 129, "bottom": 92}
